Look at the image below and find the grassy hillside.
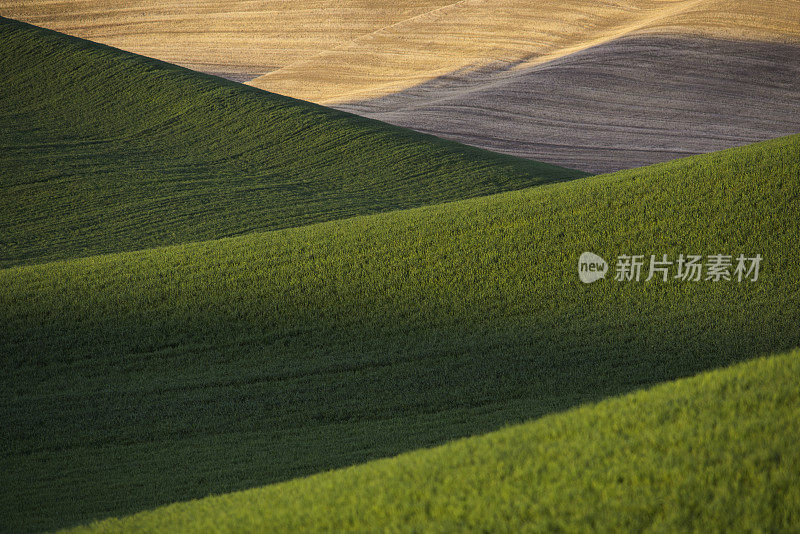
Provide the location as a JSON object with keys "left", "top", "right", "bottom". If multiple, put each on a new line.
{"left": 2, "top": 134, "right": 799, "bottom": 532}
{"left": 0, "top": 16, "right": 581, "bottom": 268}
{"left": 73, "top": 348, "right": 800, "bottom": 532}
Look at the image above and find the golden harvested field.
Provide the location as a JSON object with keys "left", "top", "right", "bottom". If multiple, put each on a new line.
{"left": 251, "top": 0, "right": 800, "bottom": 103}
{"left": 0, "top": 0, "right": 455, "bottom": 81}
{"left": 3, "top": 0, "right": 799, "bottom": 171}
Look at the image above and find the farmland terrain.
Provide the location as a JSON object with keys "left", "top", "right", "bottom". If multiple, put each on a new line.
{"left": 3, "top": 0, "right": 799, "bottom": 171}
{"left": 2, "top": 126, "right": 799, "bottom": 530}
{"left": 1, "top": 12, "right": 798, "bottom": 534}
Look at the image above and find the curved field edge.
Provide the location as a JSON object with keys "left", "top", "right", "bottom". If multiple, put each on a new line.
{"left": 1, "top": 134, "right": 798, "bottom": 532}
{"left": 70, "top": 348, "right": 800, "bottom": 532}
{"left": 0, "top": 16, "right": 582, "bottom": 269}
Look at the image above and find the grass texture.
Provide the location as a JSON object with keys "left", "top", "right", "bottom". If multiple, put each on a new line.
{"left": 2, "top": 133, "right": 799, "bottom": 532}
{"left": 72, "top": 348, "right": 800, "bottom": 532}
{"left": 0, "top": 16, "right": 581, "bottom": 268}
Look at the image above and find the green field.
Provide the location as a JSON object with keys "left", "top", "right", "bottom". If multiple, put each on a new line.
{"left": 3, "top": 131, "right": 799, "bottom": 531}
{"left": 73, "top": 348, "right": 800, "bottom": 532}
{"left": 1, "top": 15, "right": 799, "bottom": 534}
{"left": 0, "top": 16, "right": 581, "bottom": 268}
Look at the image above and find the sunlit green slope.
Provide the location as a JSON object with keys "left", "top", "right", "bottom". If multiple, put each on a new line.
{"left": 2, "top": 135, "right": 798, "bottom": 531}
{"left": 0, "top": 16, "right": 582, "bottom": 268}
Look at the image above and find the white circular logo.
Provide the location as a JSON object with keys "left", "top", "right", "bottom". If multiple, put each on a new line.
{"left": 578, "top": 252, "right": 608, "bottom": 283}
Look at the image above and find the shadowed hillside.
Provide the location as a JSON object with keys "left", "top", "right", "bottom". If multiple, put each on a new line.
{"left": 2, "top": 8, "right": 799, "bottom": 533}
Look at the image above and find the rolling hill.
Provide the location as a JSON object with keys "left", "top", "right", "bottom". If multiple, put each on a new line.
{"left": 72, "top": 348, "right": 800, "bottom": 532}
{"left": 2, "top": 12, "right": 799, "bottom": 534}
{"left": 2, "top": 131, "right": 799, "bottom": 532}
{"left": 4, "top": 1, "right": 799, "bottom": 172}
{"left": 0, "top": 16, "right": 580, "bottom": 268}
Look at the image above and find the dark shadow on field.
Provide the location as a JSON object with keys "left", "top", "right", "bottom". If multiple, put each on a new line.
{"left": 335, "top": 34, "right": 800, "bottom": 174}
{"left": 2, "top": 289, "right": 799, "bottom": 532}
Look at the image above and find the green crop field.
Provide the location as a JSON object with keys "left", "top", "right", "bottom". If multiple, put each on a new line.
{"left": 72, "top": 348, "right": 800, "bottom": 533}
{"left": 0, "top": 16, "right": 581, "bottom": 269}
{"left": 1, "top": 15, "right": 799, "bottom": 534}
{"left": 3, "top": 131, "right": 799, "bottom": 531}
